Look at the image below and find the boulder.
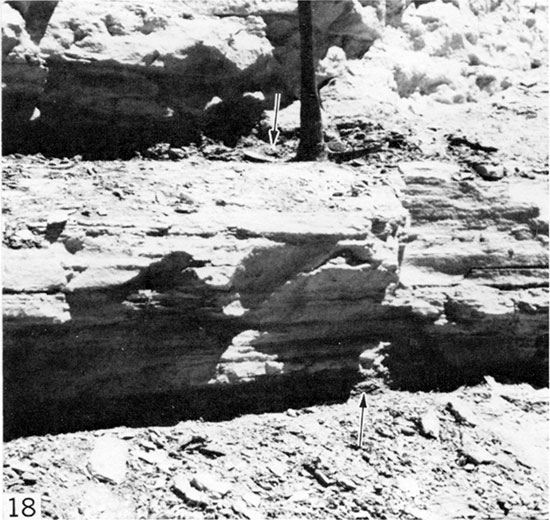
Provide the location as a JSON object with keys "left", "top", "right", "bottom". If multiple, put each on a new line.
{"left": 420, "top": 409, "right": 441, "bottom": 438}
{"left": 87, "top": 436, "right": 128, "bottom": 484}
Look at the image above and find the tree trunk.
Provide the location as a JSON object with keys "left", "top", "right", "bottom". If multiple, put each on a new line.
{"left": 7, "top": 1, "right": 58, "bottom": 44}
{"left": 295, "top": 0, "right": 326, "bottom": 161}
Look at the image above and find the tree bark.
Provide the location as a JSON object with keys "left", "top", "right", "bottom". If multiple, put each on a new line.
{"left": 295, "top": 0, "right": 326, "bottom": 161}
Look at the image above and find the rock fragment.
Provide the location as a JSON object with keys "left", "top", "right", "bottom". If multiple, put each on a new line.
{"left": 303, "top": 459, "right": 335, "bottom": 487}
{"left": 190, "top": 472, "right": 232, "bottom": 496}
{"left": 87, "top": 436, "right": 128, "bottom": 484}
{"left": 136, "top": 449, "right": 172, "bottom": 471}
{"left": 139, "top": 439, "right": 157, "bottom": 451}
{"left": 168, "top": 147, "right": 187, "bottom": 160}
{"left": 8, "top": 459, "right": 34, "bottom": 474}
{"left": 240, "top": 492, "right": 261, "bottom": 507}
{"left": 288, "top": 490, "right": 310, "bottom": 502}
{"left": 400, "top": 423, "right": 416, "bottom": 436}
{"left": 172, "top": 475, "right": 209, "bottom": 507}
{"left": 180, "top": 434, "right": 208, "bottom": 451}
{"left": 232, "top": 498, "right": 264, "bottom": 520}
{"left": 375, "top": 425, "right": 395, "bottom": 438}
{"left": 21, "top": 471, "right": 38, "bottom": 484}
{"left": 447, "top": 398, "right": 478, "bottom": 426}
{"left": 459, "top": 435, "right": 494, "bottom": 465}
{"left": 312, "top": 469, "right": 334, "bottom": 487}
{"left": 338, "top": 476, "right": 357, "bottom": 490}
{"left": 197, "top": 443, "right": 227, "bottom": 458}
{"left": 420, "top": 409, "right": 441, "bottom": 439}
{"left": 267, "top": 461, "right": 286, "bottom": 478}
{"left": 242, "top": 150, "right": 276, "bottom": 163}
{"left": 471, "top": 162, "right": 505, "bottom": 181}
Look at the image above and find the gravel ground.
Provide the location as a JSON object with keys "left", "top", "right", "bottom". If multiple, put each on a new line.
{"left": 3, "top": 378, "right": 548, "bottom": 520}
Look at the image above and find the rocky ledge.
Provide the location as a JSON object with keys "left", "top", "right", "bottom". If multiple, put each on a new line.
{"left": 2, "top": 0, "right": 384, "bottom": 156}
{"left": 386, "top": 161, "right": 548, "bottom": 389}
{"left": 3, "top": 0, "right": 546, "bottom": 157}
{"left": 3, "top": 157, "right": 548, "bottom": 439}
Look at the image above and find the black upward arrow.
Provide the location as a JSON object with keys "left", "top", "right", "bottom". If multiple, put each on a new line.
{"left": 358, "top": 393, "right": 367, "bottom": 448}
{"left": 268, "top": 92, "right": 281, "bottom": 148}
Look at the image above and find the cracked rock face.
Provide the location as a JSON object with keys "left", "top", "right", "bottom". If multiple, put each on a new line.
{"left": 2, "top": 159, "right": 407, "bottom": 438}
{"left": 382, "top": 161, "right": 548, "bottom": 389}
{"left": 2, "top": 0, "right": 384, "bottom": 156}
{"left": 3, "top": 157, "right": 547, "bottom": 438}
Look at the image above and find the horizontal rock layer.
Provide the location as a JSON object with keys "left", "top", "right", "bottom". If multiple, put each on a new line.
{"left": 3, "top": 158, "right": 548, "bottom": 438}
{"left": 2, "top": 0, "right": 384, "bottom": 156}
{"left": 3, "top": 0, "right": 546, "bottom": 157}
{"left": 385, "top": 161, "right": 548, "bottom": 389}
{"left": 3, "top": 159, "right": 406, "bottom": 438}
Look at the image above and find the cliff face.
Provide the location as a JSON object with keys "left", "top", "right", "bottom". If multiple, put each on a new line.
{"left": 2, "top": 0, "right": 547, "bottom": 439}
{"left": 3, "top": 157, "right": 547, "bottom": 438}
{"left": 2, "top": 0, "right": 384, "bottom": 157}
{"left": 3, "top": 157, "right": 407, "bottom": 437}
{"left": 3, "top": 0, "right": 546, "bottom": 158}
{"left": 385, "top": 162, "right": 548, "bottom": 389}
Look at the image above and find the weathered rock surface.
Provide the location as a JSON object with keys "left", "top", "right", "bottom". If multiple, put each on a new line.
{"left": 2, "top": 157, "right": 547, "bottom": 438}
{"left": 3, "top": 158, "right": 407, "bottom": 438}
{"left": 3, "top": 0, "right": 546, "bottom": 157}
{"left": 383, "top": 161, "right": 548, "bottom": 389}
{"left": 2, "top": 0, "right": 385, "bottom": 156}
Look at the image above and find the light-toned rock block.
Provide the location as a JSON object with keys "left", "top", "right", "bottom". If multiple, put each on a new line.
{"left": 3, "top": 248, "right": 67, "bottom": 292}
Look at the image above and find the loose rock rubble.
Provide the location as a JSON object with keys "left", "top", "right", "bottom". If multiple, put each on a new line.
{"left": 3, "top": 380, "right": 548, "bottom": 519}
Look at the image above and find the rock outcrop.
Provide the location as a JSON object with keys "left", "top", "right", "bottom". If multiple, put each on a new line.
{"left": 3, "top": 157, "right": 547, "bottom": 438}
{"left": 383, "top": 161, "right": 548, "bottom": 389}
{"left": 1, "top": 0, "right": 384, "bottom": 156}
{"left": 3, "top": 158, "right": 406, "bottom": 438}
{"left": 4, "top": 0, "right": 545, "bottom": 157}
{"left": 1, "top": 3, "right": 50, "bottom": 151}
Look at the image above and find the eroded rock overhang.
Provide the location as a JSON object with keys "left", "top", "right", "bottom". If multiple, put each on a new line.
{"left": 3, "top": 160, "right": 405, "bottom": 437}
{"left": 3, "top": 159, "right": 548, "bottom": 438}
{"left": 2, "top": 0, "right": 383, "bottom": 156}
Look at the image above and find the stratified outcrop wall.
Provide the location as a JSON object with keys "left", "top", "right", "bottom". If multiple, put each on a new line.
{"left": 3, "top": 158, "right": 406, "bottom": 438}
{"left": 3, "top": 158, "right": 548, "bottom": 438}
{"left": 1, "top": 0, "right": 384, "bottom": 156}
{"left": 384, "top": 162, "right": 548, "bottom": 389}
{"left": 3, "top": 0, "right": 546, "bottom": 157}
